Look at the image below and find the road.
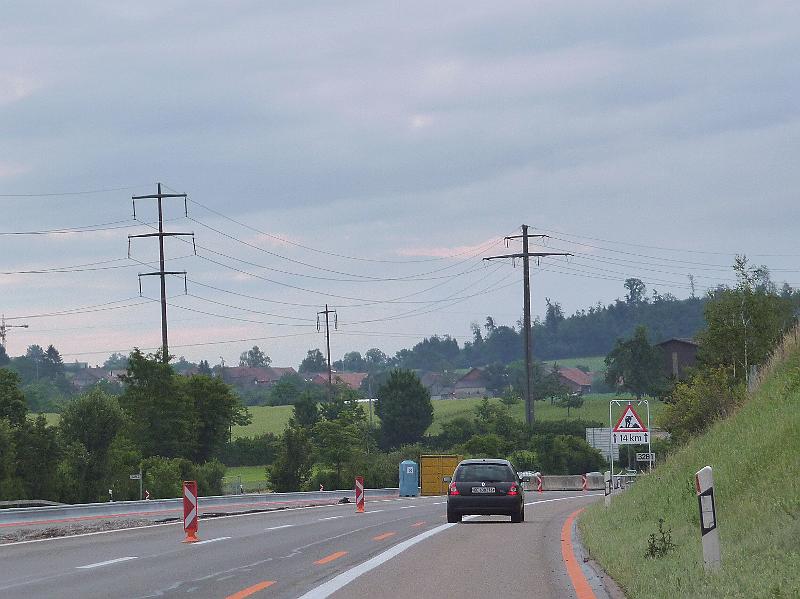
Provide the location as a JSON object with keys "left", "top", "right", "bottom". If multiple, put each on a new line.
{"left": 0, "top": 491, "right": 606, "bottom": 599}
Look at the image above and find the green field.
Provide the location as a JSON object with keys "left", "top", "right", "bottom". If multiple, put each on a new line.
{"left": 578, "top": 343, "right": 800, "bottom": 597}
{"left": 234, "top": 393, "right": 657, "bottom": 438}
{"left": 543, "top": 355, "right": 607, "bottom": 372}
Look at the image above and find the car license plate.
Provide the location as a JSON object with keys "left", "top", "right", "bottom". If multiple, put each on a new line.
{"left": 471, "top": 486, "right": 495, "bottom": 494}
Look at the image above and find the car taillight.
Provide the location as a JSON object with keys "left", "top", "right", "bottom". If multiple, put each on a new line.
{"left": 507, "top": 484, "right": 518, "bottom": 496}
{"left": 448, "top": 482, "right": 459, "bottom": 495}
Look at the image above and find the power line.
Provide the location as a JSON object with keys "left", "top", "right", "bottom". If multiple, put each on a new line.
{"left": 0, "top": 184, "right": 146, "bottom": 198}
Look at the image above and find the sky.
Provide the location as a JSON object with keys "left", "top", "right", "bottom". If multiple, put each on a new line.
{"left": 2, "top": 1, "right": 799, "bottom": 369}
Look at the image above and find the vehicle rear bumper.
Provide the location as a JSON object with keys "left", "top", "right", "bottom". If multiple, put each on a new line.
{"left": 447, "top": 495, "right": 522, "bottom": 515}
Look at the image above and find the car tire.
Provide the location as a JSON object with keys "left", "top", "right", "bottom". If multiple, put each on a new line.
{"left": 511, "top": 507, "right": 524, "bottom": 523}
{"left": 447, "top": 509, "right": 462, "bottom": 523}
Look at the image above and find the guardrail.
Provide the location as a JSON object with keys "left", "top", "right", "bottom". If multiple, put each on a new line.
{"left": 0, "top": 488, "right": 400, "bottom": 528}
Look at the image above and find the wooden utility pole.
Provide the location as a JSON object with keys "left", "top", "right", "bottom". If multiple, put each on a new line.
{"left": 317, "top": 304, "right": 337, "bottom": 402}
{"left": 484, "top": 225, "right": 571, "bottom": 425}
{"left": 129, "top": 183, "right": 194, "bottom": 363}
{"left": 0, "top": 314, "right": 28, "bottom": 349}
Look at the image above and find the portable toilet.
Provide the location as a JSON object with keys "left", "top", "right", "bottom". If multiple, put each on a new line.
{"left": 399, "top": 460, "right": 419, "bottom": 497}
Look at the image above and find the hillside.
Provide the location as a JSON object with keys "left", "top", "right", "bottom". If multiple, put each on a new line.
{"left": 579, "top": 337, "right": 800, "bottom": 598}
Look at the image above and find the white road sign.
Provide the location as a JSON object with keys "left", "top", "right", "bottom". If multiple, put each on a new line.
{"left": 636, "top": 452, "right": 655, "bottom": 462}
{"left": 129, "top": 474, "right": 142, "bottom": 480}
{"left": 612, "top": 403, "right": 649, "bottom": 444}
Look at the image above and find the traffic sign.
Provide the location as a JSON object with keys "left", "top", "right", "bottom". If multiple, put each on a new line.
{"left": 355, "top": 476, "right": 365, "bottom": 513}
{"left": 636, "top": 452, "right": 655, "bottom": 462}
{"left": 612, "top": 403, "right": 649, "bottom": 444}
{"left": 129, "top": 474, "right": 142, "bottom": 480}
{"left": 182, "top": 480, "right": 199, "bottom": 543}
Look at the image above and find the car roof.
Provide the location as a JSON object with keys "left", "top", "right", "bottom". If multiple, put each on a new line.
{"left": 457, "top": 458, "right": 514, "bottom": 467}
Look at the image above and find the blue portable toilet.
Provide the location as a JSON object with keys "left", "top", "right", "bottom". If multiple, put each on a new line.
{"left": 399, "top": 460, "right": 419, "bottom": 497}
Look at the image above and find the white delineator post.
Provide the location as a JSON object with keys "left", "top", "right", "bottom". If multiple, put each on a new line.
{"left": 695, "top": 466, "right": 721, "bottom": 570}
{"left": 604, "top": 470, "right": 611, "bottom": 508}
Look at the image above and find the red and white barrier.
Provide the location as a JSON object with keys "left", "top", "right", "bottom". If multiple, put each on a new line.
{"left": 581, "top": 474, "right": 588, "bottom": 492}
{"left": 182, "top": 480, "right": 199, "bottom": 543}
{"left": 536, "top": 474, "right": 543, "bottom": 494}
{"left": 355, "top": 476, "right": 365, "bottom": 513}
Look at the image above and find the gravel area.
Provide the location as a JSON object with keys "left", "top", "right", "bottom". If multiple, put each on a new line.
{"left": 0, "top": 518, "right": 165, "bottom": 544}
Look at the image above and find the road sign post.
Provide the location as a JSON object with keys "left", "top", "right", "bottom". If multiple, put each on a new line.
{"left": 609, "top": 399, "right": 651, "bottom": 484}
{"left": 182, "top": 480, "right": 199, "bottom": 543}
{"left": 604, "top": 470, "right": 611, "bottom": 507}
{"left": 130, "top": 469, "right": 143, "bottom": 500}
{"left": 355, "top": 476, "right": 365, "bottom": 513}
{"left": 695, "top": 466, "right": 721, "bottom": 571}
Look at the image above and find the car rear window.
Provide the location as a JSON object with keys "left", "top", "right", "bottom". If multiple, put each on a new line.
{"left": 454, "top": 464, "right": 515, "bottom": 482}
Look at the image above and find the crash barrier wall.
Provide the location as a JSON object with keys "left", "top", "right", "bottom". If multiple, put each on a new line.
{"left": 521, "top": 474, "right": 605, "bottom": 491}
{"left": 0, "top": 488, "right": 399, "bottom": 527}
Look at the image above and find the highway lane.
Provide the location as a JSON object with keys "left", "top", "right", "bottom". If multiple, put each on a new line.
{"left": 0, "top": 492, "right": 604, "bottom": 599}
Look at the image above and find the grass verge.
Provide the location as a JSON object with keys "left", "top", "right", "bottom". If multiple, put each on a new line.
{"left": 578, "top": 349, "right": 800, "bottom": 598}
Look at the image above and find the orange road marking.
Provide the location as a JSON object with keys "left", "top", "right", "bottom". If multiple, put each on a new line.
{"left": 411, "top": 521, "right": 426, "bottom": 527}
{"left": 561, "top": 508, "right": 597, "bottom": 599}
{"left": 225, "top": 580, "right": 275, "bottom": 599}
{"left": 373, "top": 532, "right": 397, "bottom": 541}
{"left": 314, "top": 551, "right": 348, "bottom": 565}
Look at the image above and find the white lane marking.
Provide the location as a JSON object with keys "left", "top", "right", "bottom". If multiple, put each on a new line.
{"left": 365, "top": 509, "right": 384, "bottom": 514}
{"left": 77, "top": 556, "right": 138, "bottom": 569}
{"left": 319, "top": 516, "right": 344, "bottom": 521}
{"left": 266, "top": 524, "right": 294, "bottom": 531}
{"left": 297, "top": 516, "right": 474, "bottom": 599}
{"left": 399, "top": 506, "right": 417, "bottom": 509}
{"left": 193, "top": 536, "right": 231, "bottom": 545}
{"left": 299, "top": 494, "right": 600, "bottom": 599}
{"left": 431, "top": 501, "right": 446, "bottom": 505}
{"left": 525, "top": 493, "right": 602, "bottom": 507}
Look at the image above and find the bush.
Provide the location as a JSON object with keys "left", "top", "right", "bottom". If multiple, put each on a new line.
{"left": 218, "top": 433, "right": 279, "bottom": 466}
{"left": 659, "top": 367, "right": 743, "bottom": 444}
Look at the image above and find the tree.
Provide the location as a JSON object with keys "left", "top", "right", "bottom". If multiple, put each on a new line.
{"left": 119, "top": 349, "right": 193, "bottom": 458}
{"left": 299, "top": 349, "right": 327, "bottom": 373}
{"left": 44, "top": 345, "right": 65, "bottom": 379}
{"left": 312, "top": 418, "right": 364, "bottom": 490}
{"left": 293, "top": 391, "right": 319, "bottom": 428}
{"left": 0, "top": 368, "right": 27, "bottom": 427}
{"left": 239, "top": 346, "right": 271, "bottom": 368}
{"left": 696, "top": 256, "right": 795, "bottom": 382}
{"left": 375, "top": 370, "right": 433, "bottom": 449}
{"left": 365, "top": 348, "right": 388, "bottom": 371}
{"left": 624, "top": 278, "right": 647, "bottom": 306}
{"left": 335, "top": 351, "right": 366, "bottom": 372}
{"left": 104, "top": 352, "right": 129, "bottom": 369}
{"left": 604, "top": 326, "right": 666, "bottom": 399}
{"left": 0, "top": 345, "right": 9, "bottom": 367}
{"left": 557, "top": 393, "right": 585, "bottom": 417}
{"left": 269, "top": 423, "right": 313, "bottom": 492}
{"left": 269, "top": 373, "right": 305, "bottom": 406}
{"left": 58, "top": 389, "right": 126, "bottom": 502}
{"left": 183, "top": 374, "right": 251, "bottom": 463}
{"left": 197, "top": 359, "right": 212, "bottom": 375}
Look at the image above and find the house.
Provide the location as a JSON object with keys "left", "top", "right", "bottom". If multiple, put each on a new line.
{"left": 308, "top": 371, "right": 368, "bottom": 392}
{"left": 419, "top": 372, "right": 452, "bottom": 400}
{"left": 222, "top": 366, "right": 298, "bottom": 388}
{"left": 557, "top": 367, "right": 593, "bottom": 394}
{"left": 69, "top": 367, "right": 127, "bottom": 391}
{"left": 453, "top": 367, "right": 488, "bottom": 398}
{"left": 656, "top": 338, "right": 698, "bottom": 380}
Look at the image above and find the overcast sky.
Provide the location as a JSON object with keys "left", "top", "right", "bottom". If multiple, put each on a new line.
{"left": 2, "top": 1, "right": 799, "bottom": 368}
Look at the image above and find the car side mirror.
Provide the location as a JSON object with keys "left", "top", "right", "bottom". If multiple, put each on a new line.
{"left": 442, "top": 476, "right": 452, "bottom": 483}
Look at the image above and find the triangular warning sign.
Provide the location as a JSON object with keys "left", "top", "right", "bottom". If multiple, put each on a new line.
{"left": 613, "top": 404, "right": 648, "bottom": 433}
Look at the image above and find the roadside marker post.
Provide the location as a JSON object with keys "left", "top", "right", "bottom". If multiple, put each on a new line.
{"left": 604, "top": 470, "right": 611, "bottom": 508}
{"left": 182, "top": 480, "right": 199, "bottom": 543}
{"left": 355, "top": 476, "right": 365, "bottom": 513}
{"left": 695, "top": 466, "right": 721, "bottom": 571}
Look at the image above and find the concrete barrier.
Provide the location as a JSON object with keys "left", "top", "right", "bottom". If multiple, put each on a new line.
{"left": 541, "top": 474, "right": 604, "bottom": 491}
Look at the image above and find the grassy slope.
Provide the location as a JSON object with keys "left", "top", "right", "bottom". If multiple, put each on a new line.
{"left": 579, "top": 352, "right": 800, "bottom": 598}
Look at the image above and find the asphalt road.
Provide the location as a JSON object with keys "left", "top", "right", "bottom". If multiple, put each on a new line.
{"left": 0, "top": 491, "right": 605, "bottom": 599}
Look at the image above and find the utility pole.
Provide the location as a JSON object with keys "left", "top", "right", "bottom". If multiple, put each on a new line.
{"left": 484, "top": 225, "right": 571, "bottom": 426}
{"left": 317, "top": 304, "right": 337, "bottom": 402}
{"left": 129, "top": 183, "right": 195, "bottom": 363}
{"left": 0, "top": 315, "right": 28, "bottom": 350}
